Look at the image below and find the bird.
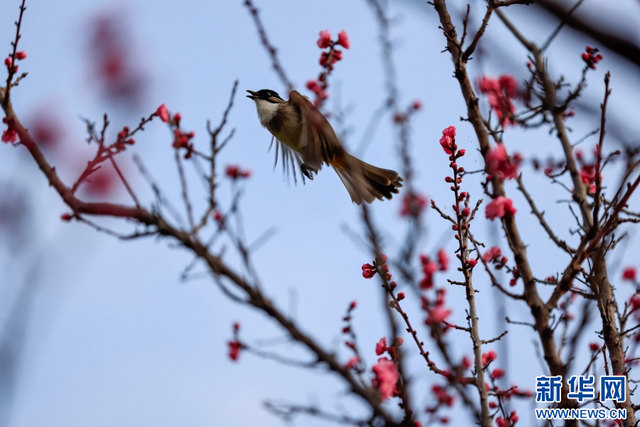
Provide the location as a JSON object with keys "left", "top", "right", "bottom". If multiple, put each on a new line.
{"left": 247, "top": 89, "right": 403, "bottom": 205}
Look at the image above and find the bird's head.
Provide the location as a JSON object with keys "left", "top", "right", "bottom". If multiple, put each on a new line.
{"left": 247, "top": 89, "right": 285, "bottom": 125}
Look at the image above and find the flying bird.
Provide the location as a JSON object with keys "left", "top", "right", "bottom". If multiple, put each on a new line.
{"left": 247, "top": 89, "right": 403, "bottom": 205}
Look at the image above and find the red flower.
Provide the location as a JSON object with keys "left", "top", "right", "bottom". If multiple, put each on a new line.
{"left": 482, "top": 350, "right": 497, "bottom": 366}
{"left": 317, "top": 30, "right": 332, "bottom": 48}
{"left": 15, "top": 51, "right": 27, "bottom": 60}
{"left": 362, "top": 263, "right": 375, "bottom": 279}
{"left": 156, "top": 104, "right": 170, "bottom": 122}
{"left": 225, "top": 165, "right": 251, "bottom": 179}
{"left": 496, "top": 417, "right": 508, "bottom": 427}
{"left": 228, "top": 340, "right": 242, "bottom": 361}
{"left": 439, "top": 135, "right": 454, "bottom": 154}
{"left": 337, "top": 30, "right": 350, "bottom": 49}
{"left": 437, "top": 249, "right": 449, "bottom": 271}
{"left": 372, "top": 357, "right": 399, "bottom": 400}
{"left": 589, "top": 342, "right": 600, "bottom": 351}
{"left": 1, "top": 128, "right": 17, "bottom": 144}
{"left": 622, "top": 267, "right": 637, "bottom": 282}
{"left": 485, "top": 196, "right": 516, "bottom": 220}
{"left": 412, "top": 100, "right": 422, "bottom": 110}
{"left": 491, "top": 368, "right": 505, "bottom": 379}
{"left": 375, "top": 337, "right": 387, "bottom": 355}
{"left": 511, "top": 411, "right": 519, "bottom": 423}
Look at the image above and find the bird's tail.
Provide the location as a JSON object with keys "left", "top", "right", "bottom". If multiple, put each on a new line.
{"left": 333, "top": 154, "right": 403, "bottom": 205}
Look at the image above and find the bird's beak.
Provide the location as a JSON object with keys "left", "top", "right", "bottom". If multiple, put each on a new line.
{"left": 246, "top": 90, "right": 258, "bottom": 100}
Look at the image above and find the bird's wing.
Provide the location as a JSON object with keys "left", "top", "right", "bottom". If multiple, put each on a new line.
{"left": 288, "top": 90, "right": 346, "bottom": 172}
{"left": 268, "top": 135, "right": 307, "bottom": 185}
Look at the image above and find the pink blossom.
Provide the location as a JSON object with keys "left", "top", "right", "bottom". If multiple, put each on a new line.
{"left": 375, "top": 337, "right": 387, "bottom": 355}
{"left": 371, "top": 357, "right": 399, "bottom": 400}
{"left": 478, "top": 76, "right": 500, "bottom": 94}
{"left": 400, "top": 192, "right": 428, "bottom": 217}
{"left": 1, "top": 128, "right": 17, "bottom": 144}
{"left": 485, "top": 143, "right": 521, "bottom": 180}
{"left": 343, "top": 356, "right": 360, "bottom": 370}
{"left": 317, "top": 30, "right": 332, "bottom": 48}
{"left": 496, "top": 417, "right": 508, "bottom": 427}
{"left": 436, "top": 249, "right": 449, "bottom": 271}
{"left": 483, "top": 246, "right": 502, "bottom": 263}
{"left": 439, "top": 135, "right": 454, "bottom": 154}
{"left": 498, "top": 75, "right": 518, "bottom": 98}
{"left": 15, "top": 51, "right": 27, "bottom": 60}
{"left": 442, "top": 125, "right": 457, "bottom": 138}
{"left": 485, "top": 196, "right": 516, "bottom": 220}
{"left": 478, "top": 75, "right": 518, "bottom": 127}
{"left": 337, "top": 30, "right": 350, "bottom": 49}
{"left": 432, "top": 384, "right": 454, "bottom": 406}
{"left": 426, "top": 306, "right": 452, "bottom": 326}
{"left": 511, "top": 411, "right": 519, "bottom": 423}
{"left": 156, "top": 104, "right": 170, "bottom": 122}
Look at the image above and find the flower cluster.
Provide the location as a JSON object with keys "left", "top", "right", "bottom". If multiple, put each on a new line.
{"left": 482, "top": 246, "right": 507, "bottom": 269}
{"left": 371, "top": 357, "right": 399, "bottom": 400}
{"left": 361, "top": 253, "right": 391, "bottom": 280}
{"left": 581, "top": 46, "right": 603, "bottom": 69}
{"left": 115, "top": 125, "right": 136, "bottom": 148}
{"left": 478, "top": 75, "right": 518, "bottom": 127}
{"left": 485, "top": 143, "right": 522, "bottom": 180}
{"left": 4, "top": 50, "right": 26, "bottom": 74}
{"left": 418, "top": 250, "right": 448, "bottom": 289}
{"left": 307, "top": 29, "right": 350, "bottom": 107}
{"left": 156, "top": 104, "right": 196, "bottom": 158}
{"left": 423, "top": 288, "right": 452, "bottom": 327}
{"left": 575, "top": 148, "right": 602, "bottom": 194}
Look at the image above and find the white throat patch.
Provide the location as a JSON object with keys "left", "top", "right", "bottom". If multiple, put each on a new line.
{"left": 254, "top": 99, "right": 279, "bottom": 126}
